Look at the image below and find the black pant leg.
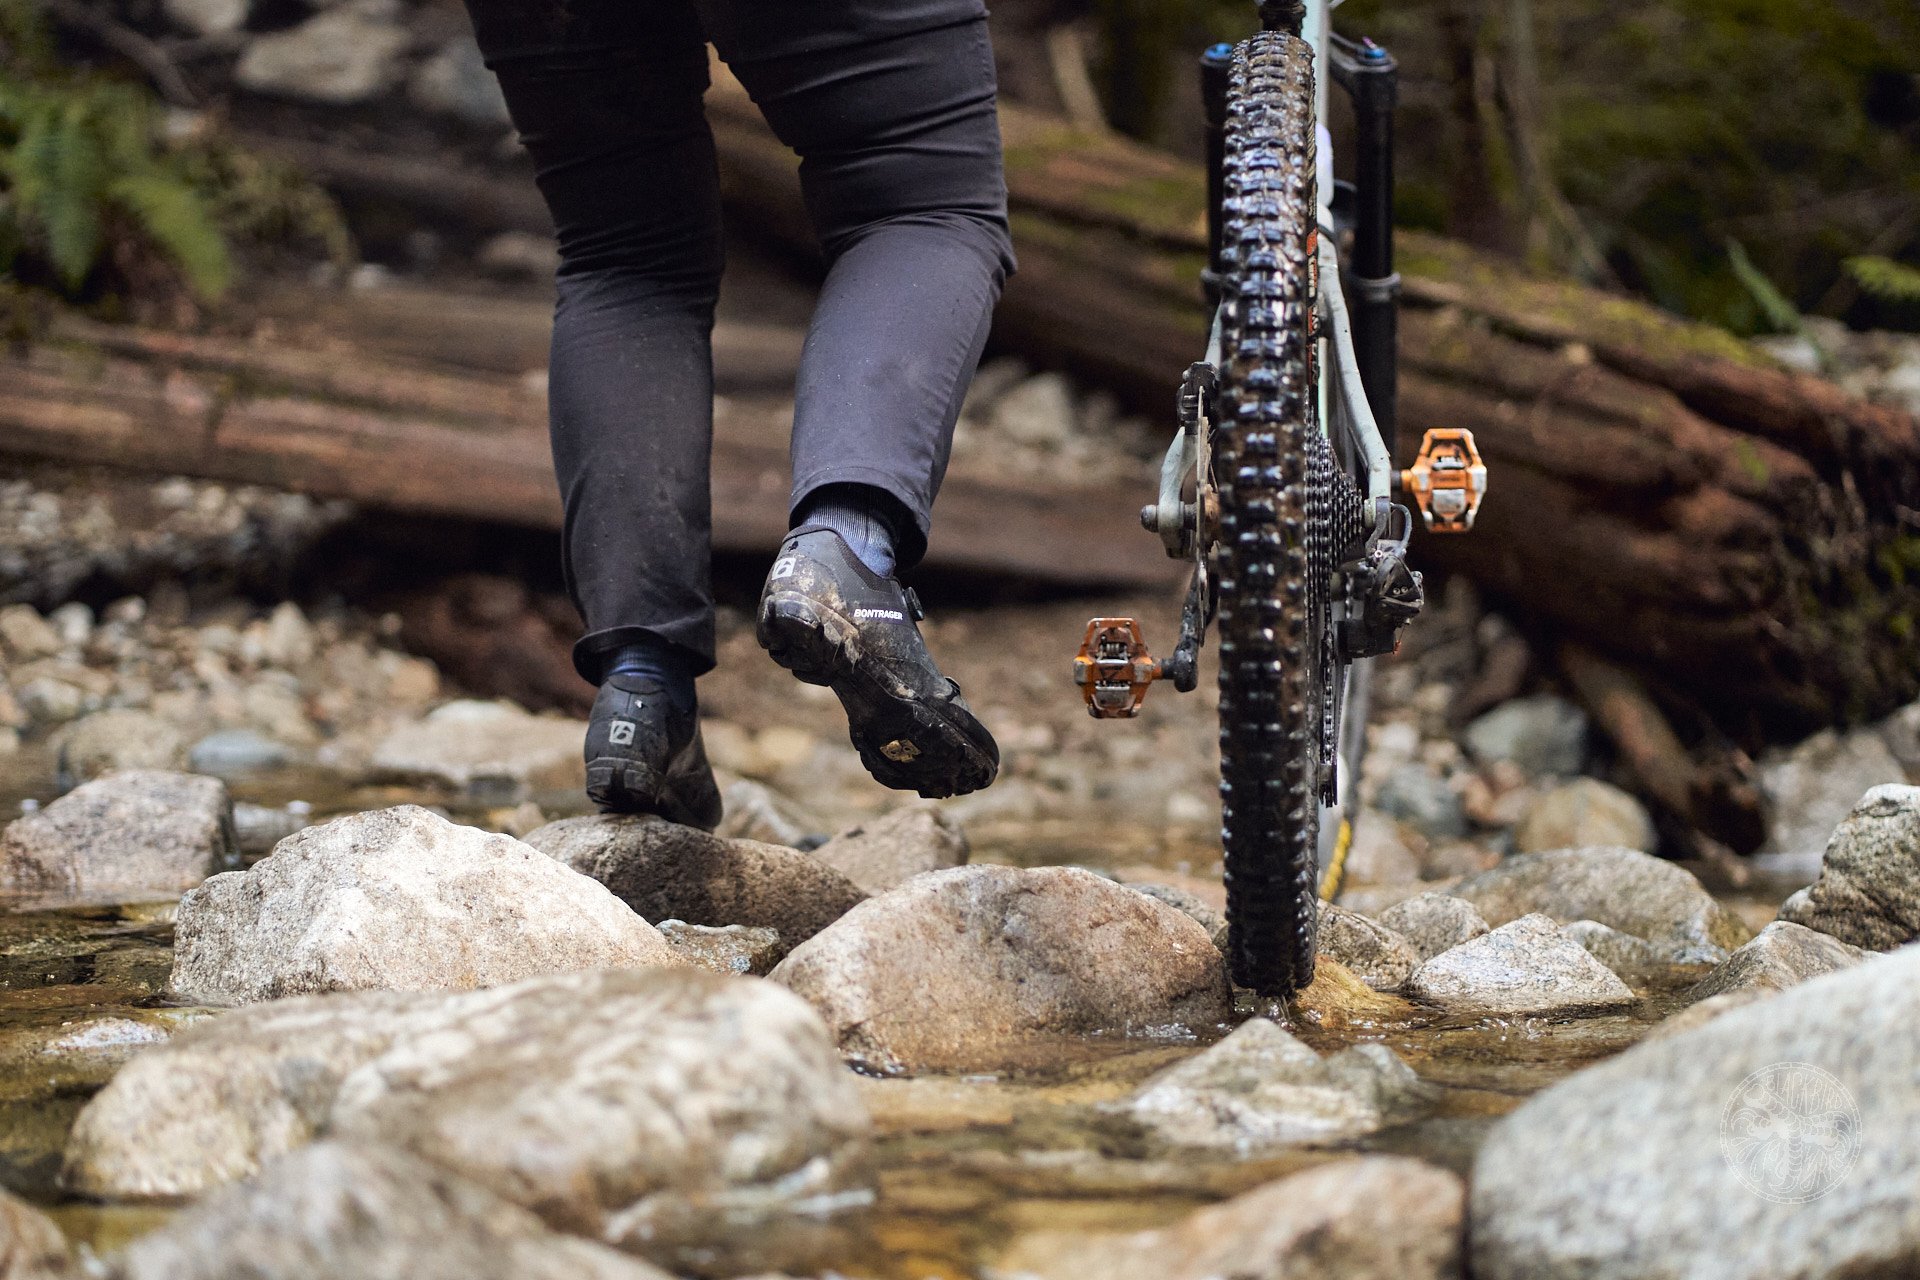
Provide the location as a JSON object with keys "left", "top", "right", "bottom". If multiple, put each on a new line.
{"left": 465, "top": 0, "right": 724, "bottom": 678}
{"left": 701, "top": 2, "right": 1015, "bottom": 570}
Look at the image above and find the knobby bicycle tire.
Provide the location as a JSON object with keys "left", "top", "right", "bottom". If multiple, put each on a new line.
{"left": 1214, "top": 31, "right": 1338, "bottom": 997}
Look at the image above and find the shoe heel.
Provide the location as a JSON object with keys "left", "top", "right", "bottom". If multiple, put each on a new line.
{"left": 586, "top": 757, "right": 667, "bottom": 813}
{"left": 757, "top": 595, "right": 847, "bottom": 687}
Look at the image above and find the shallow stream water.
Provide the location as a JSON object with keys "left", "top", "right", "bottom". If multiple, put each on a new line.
{"left": 0, "top": 753, "right": 1766, "bottom": 1278}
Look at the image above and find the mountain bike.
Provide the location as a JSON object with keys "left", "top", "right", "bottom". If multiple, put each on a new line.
{"left": 1073, "top": 0, "right": 1487, "bottom": 996}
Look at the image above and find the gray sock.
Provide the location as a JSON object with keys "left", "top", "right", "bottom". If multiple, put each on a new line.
{"left": 794, "top": 485, "right": 899, "bottom": 578}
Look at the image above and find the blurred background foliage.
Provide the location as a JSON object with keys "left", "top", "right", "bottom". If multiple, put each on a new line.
{"left": 0, "top": 0, "right": 345, "bottom": 317}
{"left": 1070, "top": 0, "right": 1920, "bottom": 334}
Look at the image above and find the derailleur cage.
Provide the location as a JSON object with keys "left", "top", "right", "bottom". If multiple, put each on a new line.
{"left": 1337, "top": 502, "right": 1425, "bottom": 661}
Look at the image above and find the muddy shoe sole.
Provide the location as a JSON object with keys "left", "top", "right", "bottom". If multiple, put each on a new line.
{"left": 758, "top": 593, "right": 998, "bottom": 799}
{"left": 585, "top": 758, "right": 691, "bottom": 825}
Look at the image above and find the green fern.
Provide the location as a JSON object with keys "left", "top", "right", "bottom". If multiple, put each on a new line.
{"left": 1, "top": 2, "right": 346, "bottom": 305}
{"left": 1727, "top": 238, "right": 1802, "bottom": 335}
{"left": 1845, "top": 256, "right": 1920, "bottom": 307}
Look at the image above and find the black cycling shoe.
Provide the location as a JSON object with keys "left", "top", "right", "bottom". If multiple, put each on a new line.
{"left": 583, "top": 674, "right": 723, "bottom": 830}
{"left": 756, "top": 526, "right": 998, "bottom": 798}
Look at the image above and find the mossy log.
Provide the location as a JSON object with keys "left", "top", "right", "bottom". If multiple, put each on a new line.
{"left": 707, "top": 72, "right": 1920, "bottom": 739}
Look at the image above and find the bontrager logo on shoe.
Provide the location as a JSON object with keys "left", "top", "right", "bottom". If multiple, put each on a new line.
{"left": 854, "top": 607, "right": 906, "bottom": 621}
{"left": 772, "top": 557, "right": 798, "bottom": 581}
{"left": 609, "top": 720, "right": 637, "bottom": 746}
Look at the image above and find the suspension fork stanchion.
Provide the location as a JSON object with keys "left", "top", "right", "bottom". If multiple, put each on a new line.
{"left": 1331, "top": 39, "right": 1400, "bottom": 460}
{"left": 1200, "top": 42, "right": 1233, "bottom": 305}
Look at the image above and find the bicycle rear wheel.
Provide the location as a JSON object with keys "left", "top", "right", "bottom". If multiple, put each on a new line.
{"left": 1213, "top": 31, "right": 1336, "bottom": 996}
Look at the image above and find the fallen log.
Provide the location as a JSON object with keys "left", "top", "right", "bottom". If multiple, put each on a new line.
{"left": 703, "top": 75, "right": 1920, "bottom": 740}
{"left": 0, "top": 311, "right": 1172, "bottom": 591}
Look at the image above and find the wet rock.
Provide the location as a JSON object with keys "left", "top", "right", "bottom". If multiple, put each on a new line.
{"left": 111, "top": 1141, "right": 674, "bottom": 1280}
{"left": 1686, "top": 920, "right": 1869, "bottom": 1001}
{"left": 713, "top": 778, "right": 823, "bottom": 848}
{"left": 1115, "top": 1018, "right": 1431, "bottom": 1150}
{"left": 997, "top": 1156, "right": 1463, "bottom": 1280}
{"left": 230, "top": 800, "right": 311, "bottom": 856}
{"left": 808, "top": 807, "right": 968, "bottom": 896}
{"left": 1514, "top": 778, "right": 1656, "bottom": 854}
{"left": 1377, "top": 892, "right": 1491, "bottom": 962}
{"left": 1758, "top": 728, "right": 1906, "bottom": 861}
{"left": 1640, "top": 989, "right": 1770, "bottom": 1041}
{"left": 0, "top": 1186, "right": 76, "bottom": 1279}
{"left": 1471, "top": 944, "right": 1920, "bottom": 1280}
{"left": 1341, "top": 812, "right": 1424, "bottom": 885}
{"left": 1561, "top": 919, "right": 1681, "bottom": 978}
{"left": 1405, "top": 914, "right": 1636, "bottom": 1017}
{"left": 1316, "top": 902, "right": 1418, "bottom": 990}
{"left": 770, "top": 865, "right": 1231, "bottom": 1074}
{"left": 371, "top": 701, "right": 586, "bottom": 802}
{"left": 235, "top": 7, "right": 412, "bottom": 105}
{"left": 1138, "top": 888, "right": 1225, "bottom": 954}
{"left": 1451, "top": 846, "right": 1750, "bottom": 963}
{"left": 1462, "top": 694, "right": 1588, "bottom": 777}
{"left": 1879, "top": 700, "right": 1920, "bottom": 775}
{"left": 49, "top": 709, "right": 187, "bottom": 784}
{"left": 408, "top": 37, "right": 511, "bottom": 129}
{"left": 1776, "top": 784, "right": 1920, "bottom": 949}
{"left": 657, "top": 921, "right": 782, "bottom": 976}
{"left": 71, "top": 969, "right": 869, "bottom": 1268}
{"left": 1290, "top": 957, "right": 1428, "bottom": 1030}
{"left": 170, "top": 805, "right": 681, "bottom": 1004}
{"left": 1373, "top": 764, "right": 1467, "bottom": 840}
{"left": 525, "top": 814, "right": 866, "bottom": 950}
{"left": 188, "top": 728, "right": 293, "bottom": 779}
{"left": 1, "top": 770, "right": 232, "bottom": 896}
{"left": 13, "top": 675, "right": 85, "bottom": 726}
{"left": 0, "top": 605, "right": 61, "bottom": 662}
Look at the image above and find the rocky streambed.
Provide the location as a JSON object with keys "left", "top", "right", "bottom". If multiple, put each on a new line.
{"left": 3, "top": 553, "right": 1920, "bottom": 1276}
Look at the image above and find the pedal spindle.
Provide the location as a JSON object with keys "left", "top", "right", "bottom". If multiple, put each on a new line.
{"left": 1073, "top": 618, "right": 1167, "bottom": 718}
{"left": 1400, "top": 427, "right": 1488, "bottom": 533}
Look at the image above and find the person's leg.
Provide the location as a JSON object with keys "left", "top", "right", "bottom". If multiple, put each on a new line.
{"left": 465, "top": 0, "right": 722, "bottom": 691}
{"left": 707, "top": 2, "right": 1012, "bottom": 797}
{"left": 464, "top": 0, "right": 722, "bottom": 825}
{"left": 704, "top": 2, "right": 1015, "bottom": 571}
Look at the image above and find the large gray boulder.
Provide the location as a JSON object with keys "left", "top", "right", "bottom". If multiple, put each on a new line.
{"left": 50, "top": 710, "right": 187, "bottom": 784}
{"left": 996, "top": 1156, "right": 1463, "bottom": 1280}
{"left": 1462, "top": 694, "right": 1588, "bottom": 777}
{"left": 1452, "top": 846, "right": 1750, "bottom": 963}
{"left": 0, "top": 1187, "right": 75, "bottom": 1279}
{"left": 1686, "top": 920, "right": 1869, "bottom": 1001}
{"left": 524, "top": 814, "right": 867, "bottom": 951}
{"left": 1472, "top": 944, "right": 1920, "bottom": 1280}
{"left": 369, "top": 702, "right": 586, "bottom": 802}
{"left": 169, "top": 806, "right": 682, "bottom": 1004}
{"left": 1, "top": 770, "right": 232, "bottom": 897}
{"left": 1316, "top": 902, "right": 1419, "bottom": 990}
{"left": 1404, "top": 914, "right": 1636, "bottom": 1016}
{"left": 110, "top": 1142, "right": 673, "bottom": 1280}
{"left": 1377, "top": 892, "right": 1490, "bottom": 962}
{"left": 66, "top": 969, "right": 869, "bottom": 1268}
{"left": 1514, "top": 778, "right": 1656, "bottom": 854}
{"left": 1758, "top": 728, "right": 1907, "bottom": 861}
{"left": 1113, "top": 1018, "right": 1431, "bottom": 1151}
{"left": 808, "top": 807, "right": 968, "bottom": 896}
{"left": 771, "top": 865, "right": 1231, "bottom": 1074}
{"left": 1776, "top": 784, "right": 1920, "bottom": 949}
